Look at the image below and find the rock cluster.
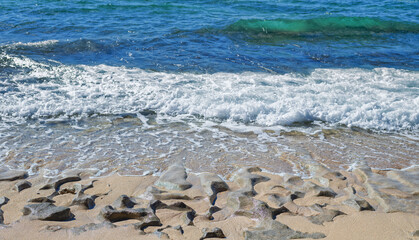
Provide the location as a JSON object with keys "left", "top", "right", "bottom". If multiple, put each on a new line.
{"left": 0, "top": 162, "right": 417, "bottom": 239}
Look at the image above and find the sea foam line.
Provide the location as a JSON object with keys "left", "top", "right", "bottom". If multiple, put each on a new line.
{"left": 0, "top": 54, "right": 418, "bottom": 133}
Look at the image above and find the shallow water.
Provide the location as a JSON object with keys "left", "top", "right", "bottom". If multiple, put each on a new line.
{"left": 0, "top": 0, "right": 418, "bottom": 177}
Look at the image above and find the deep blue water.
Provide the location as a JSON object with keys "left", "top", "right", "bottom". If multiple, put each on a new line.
{"left": 1, "top": 0, "right": 418, "bottom": 73}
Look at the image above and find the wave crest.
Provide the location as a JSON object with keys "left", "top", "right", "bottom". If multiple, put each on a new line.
{"left": 224, "top": 17, "right": 419, "bottom": 35}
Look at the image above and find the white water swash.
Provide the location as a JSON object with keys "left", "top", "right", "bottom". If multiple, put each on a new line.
{"left": 0, "top": 52, "right": 418, "bottom": 177}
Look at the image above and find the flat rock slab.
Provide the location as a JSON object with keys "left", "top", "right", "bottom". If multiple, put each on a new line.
{"left": 0, "top": 170, "right": 28, "bottom": 182}
{"left": 70, "top": 222, "right": 116, "bottom": 235}
{"left": 362, "top": 169, "right": 419, "bottom": 213}
{"left": 155, "top": 163, "right": 192, "bottom": 191}
{"left": 22, "top": 203, "right": 74, "bottom": 221}
{"left": 245, "top": 220, "right": 326, "bottom": 240}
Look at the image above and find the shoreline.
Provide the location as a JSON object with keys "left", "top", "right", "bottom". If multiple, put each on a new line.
{"left": 0, "top": 162, "right": 418, "bottom": 239}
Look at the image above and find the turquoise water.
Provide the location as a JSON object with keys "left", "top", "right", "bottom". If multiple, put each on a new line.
{"left": 1, "top": 0, "right": 418, "bottom": 72}
{"left": 0, "top": 0, "right": 418, "bottom": 176}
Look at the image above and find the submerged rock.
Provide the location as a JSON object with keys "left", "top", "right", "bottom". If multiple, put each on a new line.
{"left": 0, "top": 170, "right": 28, "bottom": 182}
{"left": 41, "top": 225, "right": 63, "bottom": 232}
{"left": 40, "top": 174, "right": 81, "bottom": 191}
{"left": 22, "top": 203, "right": 74, "bottom": 221}
{"left": 70, "top": 222, "right": 116, "bottom": 235}
{"left": 155, "top": 163, "right": 192, "bottom": 191}
{"left": 230, "top": 167, "right": 270, "bottom": 196}
{"left": 143, "top": 186, "right": 192, "bottom": 200}
{"left": 245, "top": 220, "right": 326, "bottom": 240}
{"left": 363, "top": 169, "right": 418, "bottom": 213}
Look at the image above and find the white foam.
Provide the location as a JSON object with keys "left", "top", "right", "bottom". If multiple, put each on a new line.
{"left": 1, "top": 40, "right": 59, "bottom": 48}
{"left": 1, "top": 54, "right": 418, "bottom": 133}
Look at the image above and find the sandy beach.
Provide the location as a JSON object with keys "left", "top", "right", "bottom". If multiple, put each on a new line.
{"left": 0, "top": 162, "right": 418, "bottom": 240}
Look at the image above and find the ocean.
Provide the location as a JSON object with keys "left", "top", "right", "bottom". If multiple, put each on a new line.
{"left": 0, "top": 0, "right": 418, "bottom": 177}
